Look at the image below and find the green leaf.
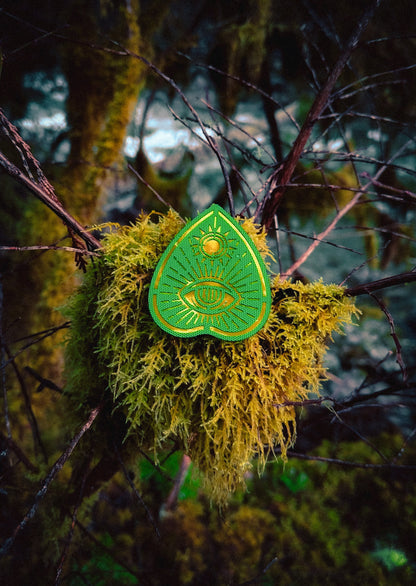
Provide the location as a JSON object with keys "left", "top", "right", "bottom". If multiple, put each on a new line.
{"left": 279, "top": 467, "right": 310, "bottom": 493}
{"left": 371, "top": 547, "right": 408, "bottom": 571}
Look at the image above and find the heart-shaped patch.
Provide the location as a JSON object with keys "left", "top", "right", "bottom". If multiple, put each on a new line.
{"left": 149, "top": 204, "right": 271, "bottom": 341}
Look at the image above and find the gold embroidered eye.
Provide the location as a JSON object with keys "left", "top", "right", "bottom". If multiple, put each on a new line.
{"left": 179, "top": 280, "right": 240, "bottom": 315}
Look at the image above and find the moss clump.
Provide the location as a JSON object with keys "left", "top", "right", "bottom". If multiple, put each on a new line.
{"left": 64, "top": 209, "right": 358, "bottom": 503}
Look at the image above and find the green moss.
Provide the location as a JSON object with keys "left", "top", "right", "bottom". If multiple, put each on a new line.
{"left": 64, "top": 209, "right": 358, "bottom": 503}
{"left": 212, "top": 505, "right": 278, "bottom": 581}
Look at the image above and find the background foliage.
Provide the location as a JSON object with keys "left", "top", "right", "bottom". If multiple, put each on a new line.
{"left": 1, "top": 0, "right": 416, "bottom": 583}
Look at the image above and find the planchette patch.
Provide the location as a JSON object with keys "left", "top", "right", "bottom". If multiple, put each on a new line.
{"left": 148, "top": 204, "right": 271, "bottom": 341}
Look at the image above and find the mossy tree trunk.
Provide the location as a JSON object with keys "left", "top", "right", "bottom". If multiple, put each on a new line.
{"left": 1, "top": 1, "right": 149, "bottom": 453}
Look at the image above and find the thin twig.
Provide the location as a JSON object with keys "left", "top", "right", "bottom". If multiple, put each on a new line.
{"left": 137, "top": 448, "right": 174, "bottom": 483}
{"left": 330, "top": 412, "right": 389, "bottom": 463}
{"left": 74, "top": 520, "right": 146, "bottom": 584}
{"left": 111, "top": 43, "right": 236, "bottom": 215}
{"left": 0, "top": 142, "right": 101, "bottom": 252}
{"left": 0, "top": 403, "right": 102, "bottom": 556}
{"left": 5, "top": 346, "right": 48, "bottom": 462}
{"left": 162, "top": 454, "right": 192, "bottom": 513}
{"left": 177, "top": 51, "right": 300, "bottom": 131}
{"left": 0, "top": 275, "right": 12, "bottom": 440}
{"left": 285, "top": 450, "right": 416, "bottom": 471}
{"left": 1, "top": 432, "right": 38, "bottom": 473}
{"left": 393, "top": 426, "right": 416, "bottom": 463}
{"left": 238, "top": 556, "right": 279, "bottom": 585}
{"left": 0, "top": 245, "right": 99, "bottom": 255}
{"left": 282, "top": 138, "right": 414, "bottom": 278}
{"left": 127, "top": 163, "right": 172, "bottom": 210}
{"left": 24, "top": 366, "right": 63, "bottom": 394}
{"left": 368, "top": 292, "right": 407, "bottom": 382}
{"left": 334, "top": 62, "right": 416, "bottom": 100}
{"left": 200, "top": 98, "right": 276, "bottom": 164}
{"left": 55, "top": 465, "right": 90, "bottom": 585}
{"left": 260, "top": 0, "right": 382, "bottom": 228}
{"left": 276, "top": 225, "right": 363, "bottom": 254}
{"left": 1, "top": 322, "right": 70, "bottom": 371}
{"left": 114, "top": 444, "right": 161, "bottom": 539}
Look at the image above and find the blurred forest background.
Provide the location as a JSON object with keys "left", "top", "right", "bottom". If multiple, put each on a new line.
{"left": 1, "top": 0, "right": 416, "bottom": 584}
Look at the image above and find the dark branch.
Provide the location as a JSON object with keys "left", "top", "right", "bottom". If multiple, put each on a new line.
{"left": 285, "top": 450, "right": 416, "bottom": 471}
{"left": 0, "top": 403, "right": 102, "bottom": 556}
{"left": 260, "top": 0, "right": 382, "bottom": 229}
{"left": 345, "top": 271, "right": 416, "bottom": 296}
{"left": 0, "top": 149, "right": 101, "bottom": 251}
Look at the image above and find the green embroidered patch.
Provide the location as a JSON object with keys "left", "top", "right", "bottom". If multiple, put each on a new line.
{"left": 149, "top": 204, "right": 272, "bottom": 341}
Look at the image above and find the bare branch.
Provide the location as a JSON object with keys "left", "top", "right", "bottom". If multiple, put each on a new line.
{"left": 114, "top": 444, "right": 161, "bottom": 539}
{"left": 54, "top": 465, "right": 89, "bottom": 586}
{"left": 285, "top": 450, "right": 416, "bottom": 471}
{"left": 162, "top": 454, "right": 192, "bottom": 514}
{"left": 74, "top": 520, "right": 146, "bottom": 584}
{"left": 368, "top": 293, "right": 408, "bottom": 381}
{"left": 127, "top": 163, "right": 172, "bottom": 211}
{"left": 0, "top": 245, "right": 99, "bottom": 256}
{"left": 0, "top": 111, "right": 101, "bottom": 253}
{"left": 109, "top": 43, "right": 238, "bottom": 215}
{"left": 24, "top": 366, "right": 63, "bottom": 394}
{"left": 177, "top": 51, "right": 300, "bottom": 131}
{"left": 5, "top": 346, "right": 48, "bottom": 462}
{"left": 393, "top": 426, "right": 416, "bottom": 463}
{"left": 282, "top": 138, "right": 414, "bottom": 278}
{"left": 260, "top": 0, "right": 382, "bottom": 228}
{"left": 331, "top": 413, "right": 389, "bottom": 462}
{"left": 1, "top": 432, "right": 38, "bottom": 473}
{"left": 1, "top": 323, "right": 70, "bottom": 371}
{"left": 0, "top": 149, "right": 101, "bottom": 251}
{"left": 0, "top": 275, "right": 12, "bottom": 441}
{"left": 0, "top": 403, "right": 102, "bottom": 556}
{"left": 345, "top": 271, "right": 416, "bottom": 296}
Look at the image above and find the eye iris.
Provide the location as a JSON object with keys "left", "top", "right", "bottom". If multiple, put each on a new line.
{"left": 181, "top": 281, "right": 238, "bottom": 314}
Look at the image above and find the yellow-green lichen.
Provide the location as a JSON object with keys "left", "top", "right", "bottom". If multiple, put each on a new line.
{"left": 64, "top": 209, "right": 358, "bottom": 503}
